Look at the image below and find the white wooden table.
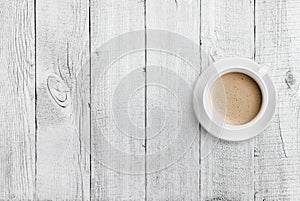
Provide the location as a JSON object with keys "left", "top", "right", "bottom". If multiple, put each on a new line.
{"left": 1, "top": 0, "right": 300, "bottom": 200}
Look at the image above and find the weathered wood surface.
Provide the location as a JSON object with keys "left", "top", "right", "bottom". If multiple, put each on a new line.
{"left": 146, "top": 0, "right": 200, "bottom": 200}
{"left": 90, "top": 0, "right": 146, "bottom": 200}
{"left": 0, "top": 0, "right": 35, "bottom": 200}
{"left": 0, "top": 0, "right": 300, "bottom": 200}
{"left": 36, "top": 0, "right": 90, "bottom": 200}
{"left": 254, "top": 0, "right": 300, "bottom": 200}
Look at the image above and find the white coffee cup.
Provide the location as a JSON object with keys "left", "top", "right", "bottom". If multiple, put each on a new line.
{"left": 193, "top": 57, "right": 276, "bottom": 141}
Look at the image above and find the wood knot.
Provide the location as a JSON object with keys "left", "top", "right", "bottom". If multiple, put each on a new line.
{"left": 254, "top": 147, "right": 260, "bottom": 157}
{"left": 285, "top": 70, "right": 295, "bottom": 88}
{"left": 47, "top": 75, "right": 70, "bottom": 108}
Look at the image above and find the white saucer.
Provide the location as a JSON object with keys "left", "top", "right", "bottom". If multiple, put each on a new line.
{"left": 193, "top": 58, "right": 277, "bottom": 141}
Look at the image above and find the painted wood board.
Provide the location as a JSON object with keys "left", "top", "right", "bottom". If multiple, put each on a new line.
{"left": 254, "top": 0, "right": 300, "bottom": 199}
{"left": 145, "top": 0, "right": 201, "bottom": 200}
{"left": 90, "top": 0, "right": 146, "bottom": 200}
{"left": 36, "top": 0, "right": 90, "bottom": 199}
{"left": 0, "top": 0, "right": 35, "bottom": 199}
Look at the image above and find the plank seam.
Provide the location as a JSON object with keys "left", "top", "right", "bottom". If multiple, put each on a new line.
{"left": 144, "top": 0, "right": 148, "bottom": 200}
{"left": 199, "top": 0, "right": 202, "bottom": 200}
{"left": 254, "top": 0, "right": 256, "bottom": 60}
{"left": 34, "top": 0, "right": 37, "bottom": 199}
{"left": 254, "top": 0, "right": 257, "bottom": 200}
{"left": 89, "top": 0, "right": 92, "bottom": 200}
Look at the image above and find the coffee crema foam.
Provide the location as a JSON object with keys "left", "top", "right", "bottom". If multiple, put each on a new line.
{"left": 210, "top": 72, "right": 262, "bottom": 125}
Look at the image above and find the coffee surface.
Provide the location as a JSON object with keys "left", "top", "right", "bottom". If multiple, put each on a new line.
{"left": 210, "top": 72, "right": 262, "bottom": 125}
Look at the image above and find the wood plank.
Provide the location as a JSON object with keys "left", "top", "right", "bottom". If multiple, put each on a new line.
{"left": 36, "top": 0, "right": 90, "bottom": 199}
{"left": 145, "top": 0, "right": 201, "bottom": 200}
{"left": 0, "top": 0, "right": 35, "bottom": 199}
{"left": 200, "top": 0, "right": 255, "bottom": 200}
{"left": 254, "top": 0, "right": 300, "bottom": 199}
{"left": 90, "top": 0, "right": 146, "bottom": 200}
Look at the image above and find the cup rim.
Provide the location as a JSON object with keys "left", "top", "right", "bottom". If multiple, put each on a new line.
{"left": 203, "top": 66, "right": 268, "bottom": 130}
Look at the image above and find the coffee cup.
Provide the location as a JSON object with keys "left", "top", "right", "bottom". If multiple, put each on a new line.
{"left": 193, "top": 58, "right": 276, "bottom": 141}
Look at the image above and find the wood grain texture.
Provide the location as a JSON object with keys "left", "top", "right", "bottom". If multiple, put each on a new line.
{"left": 254, "top": 0, "right": 300, "bottom": 199}
{"left": 36, "top": 0, "right": 90, "bottom": 199}
{"left": 90, "top": 0, "right": 146, "bottom": 200}
{"left": 1, "top": 0, "right": 300, "bottom": 200}
{"left": 200, "top": 0, "right": 255, "bottom": 200}
{"left": 146, "top": 0, "right": 200, "bottom": 200}
{"left": 0, "top": 0, "right": 35, "bottom": 199}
